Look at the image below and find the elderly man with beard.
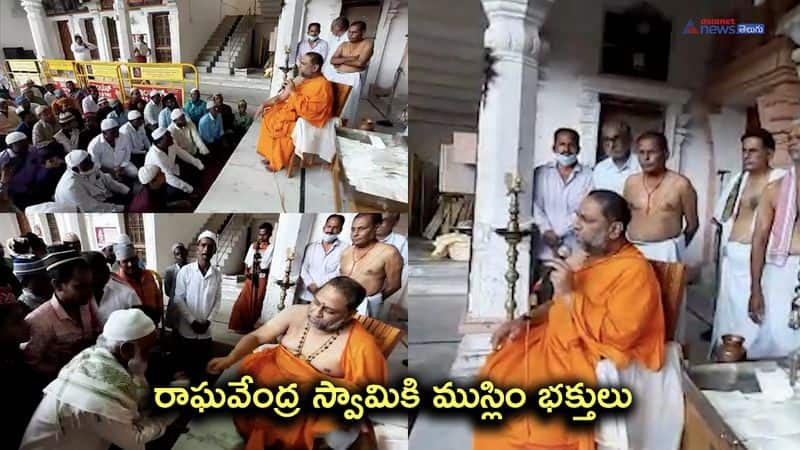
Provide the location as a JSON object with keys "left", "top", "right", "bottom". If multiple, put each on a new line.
{"left": 53, "top": 112, "right": 80, "bottom": 153}
{"left": 89, "top": 118, "right": 137, "bottom": 182}
{"left": 54, "top": 150, "right": 129, "bottom": 212}
{"left": 172, "top": 231, "right": 222, "bottom": 382}
{"left": 20, "top": 309, "right": 179, "bottom": 450}
{"left": 168, "top": 108, "right": 210, "bottom": 157}
{"left": 32, "top": 105, "right": 59, "bottom": 149}
{"left": 207, "top": 276, "right": 386, "bottom": 450}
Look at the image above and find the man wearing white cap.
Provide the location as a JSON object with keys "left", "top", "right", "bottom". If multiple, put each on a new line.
{"left": 130, "top": 165, "right": 183, "bottom": 212}
{"left": 84, "top": 250, "right": 142, "bottom": 325}
{"left": 53, "top": 111, "right": 80, "bottom": 153}
{"left": 119, "top": 110, "right": 149, "bottom": 161}
{"left": 20, "top": 309, "right": 180, "bottom": 450}
{"left": 173, "top": 230, "right": 221, "bottom": 382}
{"left": 106, "top": 98, "right": 128, "bottom": 128}
{"left": 198, "top": 100, "right": 223, "bottom": 146}
{"left": 62, "top": 232, "right": 82, "bottom": 252}
{"left": 55, "top": 150, "right": 128, "bottom": 212}
{"left": 145, "top": 128, "right": 203, "bottom": 201}
{"left": 143, "top": 90, "right": 163, "bottom": 132}
{"left": 0, "top": 98, "right": 21, "bottom": 142}
{"left": 32, "top": 105, "right": 59, "bottom": 148}
{"left": 96, "top": 98, "right": 112, "bottom": 122}
{"left": 183, "top": 88, "right": 205, "bottom": 125}
{"left": 89, "top": 118, "right": 137, "bottom": 181}
{"left": 1, "top": 131, "right": 44, "bottom": 208}
{"left": 168, "top": 108, "right": 210, "bottom": 157}
{"left": 81, "top": 85, "right": 100, "bottom": 115}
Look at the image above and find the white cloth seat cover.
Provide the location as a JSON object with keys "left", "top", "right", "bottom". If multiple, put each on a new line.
{"left": 292, "top": 116, "right": 339, "bottom": 163}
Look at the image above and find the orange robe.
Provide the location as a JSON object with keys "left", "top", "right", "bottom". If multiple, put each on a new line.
{"left": 228, "top": 276, "right": 268, "bottom": 333}
{"left": 234, "top": 320, "right": 387, "bottom": 450}
{"left": 116, "top": 269, "right": 163, "bottom": 322}
{"left": 256, "top": 75, "right": 334, "bottom": 171}
{"left": 473, "top": 244, "right": 665, "bottom": 450}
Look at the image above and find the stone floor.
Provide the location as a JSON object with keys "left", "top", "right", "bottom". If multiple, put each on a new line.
{"left": 407, "top": 237, "right": 719, "bottom": 449}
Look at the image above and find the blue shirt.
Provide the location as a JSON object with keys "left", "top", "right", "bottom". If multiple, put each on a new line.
{"left": 198, "top": 113, "right": 222, "bottom": 144}
{"left": 0, "top": 148, "right": 42, "bottom": 195}
{"left": 15, "top": 122, "right": 33, "bottom": 141}
{"left": 158, "top": 107, "right": 174, "bottom": 129}
{"left": 184, "top": 99, "right": 206, "bottom": 125}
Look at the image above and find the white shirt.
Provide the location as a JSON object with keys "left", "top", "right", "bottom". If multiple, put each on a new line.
{"left": 592, "top": 153, "right": 641, "bottom": 195}
{"left": 321, "top": 33, "right": 349, "bottom": 77}
{"left": 53, "top": 128, "right": 80, "bottom": 153}
{"left": 88, "top": 133, "right": 134, "bottom": 171}
{"left": 133, "top": 41, "right": 150, "bottom": 58}
{"left": 380, "top": 233, "right": 408, "bottom": 265}
{"left": 144, "top": 144, "right": 202, "bottom": 193}
{"left": 168, "top": 120, "right": 210, "bottom": 156}
{"left": 82, "top": 95, "right": 99, "bottom": 114}
{"left": 44, "top": 92, "right": 56, "bottom": 105}
{"left": 244, "top": 244, "right": 274, "bottom": 270}
{"left": 95, "top": 277, "right": 142, "bottom": 324}
{"left": 173, "top": 262, "right": 222, "bottom": 339}
{"left": 299, "top": 239, "right": 346, "bottom": 301}
{"left": 54, "top": 168, "right": 129, "bottom": 212}
{"left": 119, "top": 121, "right": 149, "bottom": 154}
{"left": 295, "top": 38, "right": 329, "bottom": 63}
{"left": 532, "top": 161, "right": 593, "bottom": 257}
{"left": 70, "top": 41, "right": 97, "bottom": 61}
{"left": 143, "top": 100, "right": 162, "bottom": 126}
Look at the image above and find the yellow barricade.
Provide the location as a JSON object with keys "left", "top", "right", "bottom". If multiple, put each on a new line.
{"left": 119, "top": 62, "right": 200, "bottom": 105}
{"left": 41, "top": 59, "right": 82, "bottom": 90}
{"left": 3, "top": 59, "right": 45, "bottom": 93}
{"left": 74, "top": 61, "right": 125, "bottom": 103}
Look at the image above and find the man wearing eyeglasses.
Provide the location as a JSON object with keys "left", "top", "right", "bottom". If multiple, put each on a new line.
{"left": 592, "top": 120, "right": 641, "bottom": 195}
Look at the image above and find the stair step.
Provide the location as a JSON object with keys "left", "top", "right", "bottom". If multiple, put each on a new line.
{"left": 212, "top": 66, "right": 234, "bottom": 75}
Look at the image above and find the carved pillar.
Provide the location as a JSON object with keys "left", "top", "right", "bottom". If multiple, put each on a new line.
{"left": 113, "top": 0, "right": 133, "bottom": 62}
{"left": 451, "top": 0, "right": 554, "bottom": 379}
{"left": 86, "top": 1, "right": 112, "bottom": 61}
{"left": 21, "top": 0, "right": 60, "bottom": 59}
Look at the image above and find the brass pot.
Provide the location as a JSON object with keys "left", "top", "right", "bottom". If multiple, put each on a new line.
{"left": 717, "top": 334, "right": 746, "bottom": 362}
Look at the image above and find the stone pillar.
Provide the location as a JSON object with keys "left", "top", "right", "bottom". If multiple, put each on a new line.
{"left": 260, "top": 213, "right": 315, "bottom": 322}
{"left": 86, "top": 2, "right": 112, "bottom": 61}
{"left": 21, "top": 0, "right": 60, "bottom": 59}
{"left": 451, "top": 0, "right": 553, "bottom": 380}
{"left": 113, "top": 0, "right": 133, "bottom": 62}
{"left": 365, "top": 0, "right": 404, "bottom": 89}
{"left": 270, "top": 0, "right": 306, "bottom": 96}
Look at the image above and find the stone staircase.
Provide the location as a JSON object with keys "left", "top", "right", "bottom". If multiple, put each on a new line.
{"left": 196, "top": 15, "right": 258, "bottom": 75}
{"left": 257, "top": 0, "right": 283, "bottom": 18}
{"left": 195, "top": 15, "right": 240, "bottom": 73}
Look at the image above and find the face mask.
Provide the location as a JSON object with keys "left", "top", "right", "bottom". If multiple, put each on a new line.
{"left": 308, "top": 34, "right": 319, "bottom": 41}
{"left": 322, "top": 233, "right": 338, "bottom": 243}
{"left": 556, "top": 153, "right": 578, "bottom": 167}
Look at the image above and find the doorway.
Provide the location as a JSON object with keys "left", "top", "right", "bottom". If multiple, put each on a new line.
{"left": 151, "top": 12, "right": 172, "bottom": 63}
{"left": 82, "top": 18, "right": 101, "bottom": 59}
{"left": 106, "top": 17, "right": 120, "bottom": 60}
{"left": 124, "top": 214, "right": 147, "bottom": 263}
{"left": 596, "top": 94, "right": 665, "bottom": 163}
{"left": 57, "top": 21, "right": 74, "bottom": 60}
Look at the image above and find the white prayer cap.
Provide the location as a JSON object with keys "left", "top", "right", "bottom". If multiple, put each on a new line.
{"left": 129, "top": 87, "right": 139, "bottom": 95}
{"left": 117, "top": 234, "right": 133, "bottom": 246}
{"left": 62, "top": 232, "right": 80, "bottom": 243}
{"left": 65, "top": 149, "right": 89, "bottom": 168}
{"left": 35, "top": 105, "right": 48, "bottom": 116}
{"left": 114, "top": 242, "right": 136, "bottom": 260}
{"left": 171, "top": 242, "right": 186, "bottom": 252}
{"left": 128, "top": 110, "right": 142, "bottom": 120}
{"left": 198, "top": 230, "right": 217, "bottom": 244}
{"left": 25, "top": 79, "right": 34, "bottom": 85}
{"left": 138, "top": 164, "right": 160, "bottom": 184}
{"left": 102, "top": 309, "right": 156, "bottom": 342}
{"left": 109, "top": 98, "right": 120, "bottom": 107}
{"left": 151, "top": 127, "right": 169, "bottom": 141}
{"left": 206, "top": 100, "right": 216, "bottom": 111}
{"left": 101, "top": 118, "right": 118, "bottom": 131}
{"left": 190, "top": 88, "right": 199, "bottom": 94}
{"left": 149, "top": 90, "right": 162, "bottom": 98}
{"left": 5, "top": 131, "right": 26, "bottom": 145}
{"left": 170, "top": 108, "right": 184, "bottom": 120}
{"left": 15, "top": 106, "right": 24, "bottom": 115}
{"left": 58, "top": 111, "right": 75, "bottom": 124}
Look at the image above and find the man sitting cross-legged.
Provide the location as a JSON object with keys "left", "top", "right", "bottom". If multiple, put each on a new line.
{"left": 207, "top": 276, "right": 387, "bottom": 450}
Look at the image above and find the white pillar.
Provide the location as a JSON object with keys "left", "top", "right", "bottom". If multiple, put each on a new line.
{"left": 86, "top": 3, "right": 112, "bottom": 61}
{"left": 0, "top": 214, "right": 21, "bottom": 242}
{"left": 452, "top": 0, "right": 553, "bottom": 379}
{"left": 168, "top": 8, "right": 181, "bottom": 63}
{"left": 270, "top": 0, "right": 306, "bottom": 96}
{"left": 260, "top": 213, "right": 315, "bottom": 322}
{"left": 113, "top": 0, "right": 133, "bottom": 62}
{"left": 143, "top": 214, "right": 158, "bottom": 271}
{"left": 365, "top": 0, "right": 404, "bottom": 90}
{"left": 21, "top": 0, "right": 60, "bottom": 59}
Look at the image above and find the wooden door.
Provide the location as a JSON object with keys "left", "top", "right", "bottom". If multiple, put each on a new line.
{"left": 106, "top": 17, "right": 120, "bottom": 60}
{"left": 82, "top": 18, "right": 101, "bottom": 60}
{"left": 151, "top": 13, "right": 172, "bottom": 63}
{"left": 57, "top": 21, "right": 75, "bottom": 60}
{"left": 124, "top": 214, "right": 147, "bottom": 261}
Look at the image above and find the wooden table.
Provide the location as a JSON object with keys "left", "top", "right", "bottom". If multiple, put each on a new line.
{"left": 682, "top": 368, "right": 746, "bottom": 450}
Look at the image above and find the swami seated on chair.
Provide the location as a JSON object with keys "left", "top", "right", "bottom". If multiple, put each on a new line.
{"left": 206, "top": 276, "right": 387, "bottom": 449}
{"left": 255, "top": 51, "right": 334, "bottom": 173}
{"left": 474, "top": 190, "right": 684, "bottom": 450}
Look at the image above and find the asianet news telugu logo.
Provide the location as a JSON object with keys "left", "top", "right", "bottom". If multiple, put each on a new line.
{"left": 682, "top": 18, "right": 764, "bottom": 35}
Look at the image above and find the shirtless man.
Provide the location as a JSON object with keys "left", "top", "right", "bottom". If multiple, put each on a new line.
{"left": 624, "top": 131, "right": 699, "bottom": 263}
{"left": 747, "top": 123, "right": 800, "bottom": 359}
{"left": 710, "top": 128, "right": 784, "bottom": 355}
{"left": 340, "top": 213, "right": 403, "bottom": 317}
{"left": 329, "top": 21, "right": 374, "bottom": 125}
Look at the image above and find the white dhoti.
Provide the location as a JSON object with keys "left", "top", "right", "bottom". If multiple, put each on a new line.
{"left": 292, "top": 117, "right": 338, "bottom": 162}
{"left": 358, "top": 292, "right": 383, "bottom": 317}
{"left": 710, "top": 241, "right": 760, "bottom": 356}
{"left": 629, "top": 235, "right": 685, "bottom": 263}
{"left": 326, "top": 70, "right": 365, "bottom": 126}
{"left": 748, "top": 256, "right": 800, "bottom": 359}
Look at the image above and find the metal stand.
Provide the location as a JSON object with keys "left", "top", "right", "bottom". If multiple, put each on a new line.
{"left": 493, "top": 174, "right": 531, "bottom": 320}
{"left": 274, "top": 248, "right": 296, "bottom": 311}
{"left": 278, "top": 47, "right": 296, "bottom": 82}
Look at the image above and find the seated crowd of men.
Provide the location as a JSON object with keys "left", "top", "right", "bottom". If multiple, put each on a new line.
{"left": 0, "top": 216, "right": 405, "bottom": 449}
{"left": 0, "top": 80, "right": 253, "bottom": 212}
